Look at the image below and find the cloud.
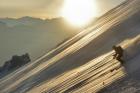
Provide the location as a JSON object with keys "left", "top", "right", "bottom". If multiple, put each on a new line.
{"left": 0, "top": 0, "right": 124, "bottom": 18}
{"left": 0, "top": 0, "right": 63, "bottom": 18}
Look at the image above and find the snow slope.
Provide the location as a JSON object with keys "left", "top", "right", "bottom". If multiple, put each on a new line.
{"left": 1, "top": 0, "right": 140, "bottom": 93}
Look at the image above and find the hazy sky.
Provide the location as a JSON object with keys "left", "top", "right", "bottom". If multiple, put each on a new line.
{"left": 0, "top": 0, "right": 125, "bottom": 19}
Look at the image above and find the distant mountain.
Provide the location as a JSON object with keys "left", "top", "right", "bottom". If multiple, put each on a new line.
{"left": 0, "top": 17, "right": 80, "bottom": 66}
{"left": 0, "top": 16, "right": 44, "bottom": 27}
{"left": 0, "top": 21, "right": 7, "bottom": 27}
{"left": 0, "top": 21, "right": 7, "bottom": 31}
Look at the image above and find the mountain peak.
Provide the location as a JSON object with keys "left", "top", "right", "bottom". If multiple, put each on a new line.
{"left": 18, "top": 16, "right": 43, "bottom": 21}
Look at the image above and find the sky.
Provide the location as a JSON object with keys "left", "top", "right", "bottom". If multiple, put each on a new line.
{"left": 0, "top": 0, "right": 125, "bottom": 19}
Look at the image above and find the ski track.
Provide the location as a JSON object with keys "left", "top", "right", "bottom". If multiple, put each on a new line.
{"left": 28, "top": 52, "right": 125, "bottom": 93}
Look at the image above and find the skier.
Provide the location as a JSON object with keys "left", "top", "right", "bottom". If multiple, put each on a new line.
{"left": 112, "top": 45, "right": 124, "bottom": 64}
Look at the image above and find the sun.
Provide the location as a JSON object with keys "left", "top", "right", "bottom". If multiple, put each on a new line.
{"left": 61, "top": 0, "right": 97, "bottom": 27}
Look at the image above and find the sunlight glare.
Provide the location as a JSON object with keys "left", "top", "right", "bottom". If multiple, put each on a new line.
{"left": 62, "top": 0, "right": 97, "bottom": 27}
